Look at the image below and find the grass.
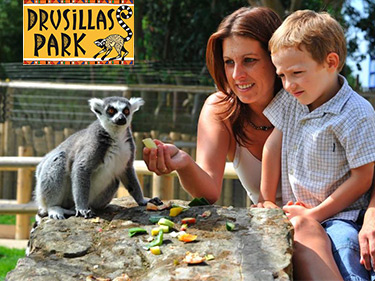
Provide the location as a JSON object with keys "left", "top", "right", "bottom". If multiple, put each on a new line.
{"left": 0, "top": 215, "right": 30, "bottom": 280}
{"left": 0, "top": 246, "right": 25, "bottom": 281}
{"left": 0, "top": 215, "right": 35, "bottom": 225}
{"left": 0, "top": 215, "right": 16, "bottom": 225}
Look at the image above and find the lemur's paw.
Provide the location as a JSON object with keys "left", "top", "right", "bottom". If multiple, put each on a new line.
{"left": 48, "top": 211, "right": 66, "bottom": 220}
{"left": 136, "top": 198, "right": 149, "bottom": 206}
{"left": 148, "top": 197, "right": 163, "bottom": 206}
{"left": 75, "top": 208, "right": 95, "bottom": 219}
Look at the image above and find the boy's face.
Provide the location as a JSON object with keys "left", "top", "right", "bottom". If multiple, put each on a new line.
{"left": 271, "top": 45, "right": 339, "bottom": 111}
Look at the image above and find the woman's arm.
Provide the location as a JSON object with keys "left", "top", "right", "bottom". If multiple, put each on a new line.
{"left": 358, "top": 175, "right": 375, "bottom": 271}
{"left": 143, "top": 93, "right": 232, "bottom": 204}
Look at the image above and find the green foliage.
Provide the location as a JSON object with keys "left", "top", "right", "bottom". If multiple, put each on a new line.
{"left": 137, "top": 0, "right": 248, "bottom": 62}
{"left": 0, "top": 0, "right": 23, "bottom": 62}
{"left": 0, "top": 246, "right": 25, "bottom": 281}
{"left": 343, "top": 0, "right": 375, "bottom": 71}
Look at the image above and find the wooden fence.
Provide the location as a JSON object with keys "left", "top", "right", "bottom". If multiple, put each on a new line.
{"left": 0, "top": 80, "right": 215, "bottom": 199}
{"left": 0, "top": 155, "right": 242, "bottom": 240}
{"left": 0, "top": 80, "right": 250, "bottom": 240}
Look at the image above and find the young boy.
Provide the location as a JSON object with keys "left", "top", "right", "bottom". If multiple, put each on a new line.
{"left": 260, "top": 10, "right": 375, "bottom": 280}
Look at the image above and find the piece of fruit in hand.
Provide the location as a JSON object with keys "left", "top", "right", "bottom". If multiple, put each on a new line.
{"left": 142, "top": 138, "right": 157, "bottom": 149}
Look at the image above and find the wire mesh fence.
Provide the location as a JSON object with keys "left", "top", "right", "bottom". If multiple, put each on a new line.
{"left": 0, "top": 62, "right": 250, "bottom": 208}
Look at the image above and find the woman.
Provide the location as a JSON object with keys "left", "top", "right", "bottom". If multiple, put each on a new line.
{"left": 143, "top": 6, "right": 375, "bottom": 280}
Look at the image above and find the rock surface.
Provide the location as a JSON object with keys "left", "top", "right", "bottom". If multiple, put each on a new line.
{"left": 7, "top": 197, "right": 294, "bottom": 281}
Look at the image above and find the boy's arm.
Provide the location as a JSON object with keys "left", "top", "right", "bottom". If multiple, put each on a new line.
{"left": 258, "top": 128, "right": 282, "bottom": 208}
{"left": 284, "top": 162, "right": 374, "bottom": 222}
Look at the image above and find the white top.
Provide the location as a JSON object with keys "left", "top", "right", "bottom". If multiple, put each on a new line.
{"left": 264, "top": 76, "right": 375, "bottom": 221}
{"left": 233, "top": 143, "right": 282, "bottom": 206}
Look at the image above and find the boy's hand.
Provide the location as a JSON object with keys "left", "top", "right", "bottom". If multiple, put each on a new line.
{"left": 283, "top": 201, "right": 317, "bottom": 220}
{"left": 255, "top": 200, "right": 279, "bottom": 209}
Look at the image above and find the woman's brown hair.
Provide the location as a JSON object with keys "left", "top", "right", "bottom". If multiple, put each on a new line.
{"left": 206, "top": 7, "right": 282, "bottom": 145}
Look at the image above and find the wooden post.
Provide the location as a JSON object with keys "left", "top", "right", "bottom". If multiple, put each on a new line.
{"left": 222, "top": 179, "right": 233, "bottom": 207}
{"left": 150, "top": 130, "right": 159, "bottom": 139}
{"left": 44, "top": 126, "right": 55, "bottom": 152}
{"left": 191, "top": 136, "right": 197, "bottom": 160}
{"left": 116, "top": 184, "right": 129, "bottom": 198}
{"left": 33, "top": 129, "right": 47, "bottom": 156}
{"left": 22, "top": 126, "right": 33, "bottom": 147}
{"left": 2, "top": 120, "right": 16, "bottom": 198}
{"left": 63, "top": 128, "right": 75, "bottom": 140}
{"left": 116, "top": 174, "right": 144, "bottom": 198}
{"left": 152, "top": 174, "right": 173, "bottom": 200}
{"left": 15, "top": 128, "right": 24, "bottom": 149}
{"left": 133, "top": 132, "right": 144, "bottom": 160}
{"left": 54, "top": 130, "right": 64, "bottom": 147}
{"left": 15, "top": 146, "right": 34, "bottom": 240}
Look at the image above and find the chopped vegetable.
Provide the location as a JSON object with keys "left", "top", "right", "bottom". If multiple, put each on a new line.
{"left": 90, "top": 217, "right": 101, "bottom": 223}
{"left": 205, "top": 254, "right": 215, "bottom": 261}
{"left": 151, "top": 225, "right": 169, "bottom": 235}
{"left": 150, "top": 246, "right": 161, "bottom": 255}
{"left": 159, "top": 225, "right": 170, "bottom": 233}
{"left": 171, "top": 203, "right": 188, "bottom": 209}
{"left": 178, "top": 233, "right": 197, "bottom": 243}
{"left": 151, "top": 227, "right": 161, "bottom": 236}
{"left": 201, "top": 210, "right": 211, "bottom": 218}
{"left": 144, "top": 230, "right": 163, "bottom": 250}
{"left": 146, "top": 202, "right": 159, "bottom": 211}
{"left": 158, "top": 218, "right": 175, "bottom": 228}
{"left": 188, "top": 197, "right": 211, "bottom": 206}
{"left": 181, "top": 217, "right": 196, "bottom": 225}
{"left": 170, "top": 207, "right": 183, "bottom": 217}
{"left": 147, "top": 201, "right": 171, "bottom": 211}
{"left": 183, "top": 252, "right": 206, "bottom": 264}
{"left": 128, "top": 227, "right": 148, "bottom": 237}
{"left": 170, "top": 231, "right": 185, "bottom": 238}
{"left": 180, "top": 223, "right": 188, "bottom": 231}
{"left": 226, "top": 221, "right": 235, "bottom": 231}
{"left": 149, "top": 215, "right": 170, "bottom": 224}
{"left": 142, "top": 138, "right": 157, "bottom": 149}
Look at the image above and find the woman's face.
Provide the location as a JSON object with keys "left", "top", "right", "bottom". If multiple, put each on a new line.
{"left": 223, "top": 36, "right": 276, "bottom": 106}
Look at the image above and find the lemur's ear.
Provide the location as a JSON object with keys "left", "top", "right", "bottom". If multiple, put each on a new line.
{"left": 89, "top": 98, "right": 104, "bottom": 115}
{"left": 129, "top": 97, "right": 145, "bottom": 113}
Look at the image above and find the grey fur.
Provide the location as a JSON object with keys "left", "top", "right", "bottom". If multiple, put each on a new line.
{"left": 35, "top": 96, "right": 148, "bottom": 219}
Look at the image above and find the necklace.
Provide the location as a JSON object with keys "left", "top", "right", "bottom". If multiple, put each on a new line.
{"left": 248, "top": 120, "right": 274, "bottom": 131}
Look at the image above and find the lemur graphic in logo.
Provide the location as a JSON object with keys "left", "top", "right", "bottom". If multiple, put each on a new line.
{"left": 93, "top": 5, "right": 133, "bottom": 61}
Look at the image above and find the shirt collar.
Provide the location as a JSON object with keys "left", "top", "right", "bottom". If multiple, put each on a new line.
{"left": 299, "top": 75, "right": 352, "bottom": 119}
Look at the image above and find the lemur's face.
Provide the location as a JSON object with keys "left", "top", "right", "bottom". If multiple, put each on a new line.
{"left": 89, "top": 96, "right": 144, "bottom": 134}
{"left": 105, "top": 101, "right": 132, "bottom": 126}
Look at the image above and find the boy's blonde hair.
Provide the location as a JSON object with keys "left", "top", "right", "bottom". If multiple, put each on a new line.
{"left": 269, "top": 10, "right": 347, "bottom": 72}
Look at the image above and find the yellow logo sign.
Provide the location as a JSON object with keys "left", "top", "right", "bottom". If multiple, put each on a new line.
{"left": 23, "top": 0, "right": 134, "bottom": 65}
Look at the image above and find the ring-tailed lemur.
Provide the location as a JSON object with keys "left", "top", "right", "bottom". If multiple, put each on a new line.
{"left": 34, "top": 96, "right": 157, "bottom": 220}
{"left": 93, "top": 5, "right": 133, "bottom": 61}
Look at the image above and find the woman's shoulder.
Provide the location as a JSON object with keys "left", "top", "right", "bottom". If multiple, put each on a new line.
{"left": 199, "top": 91, "right": 233, "bottom": 135}
{"left": 203, "top": 91, "right": 230, "bottom": 114}
{"left": 205, "top": 91, "right": 227, "bottom": 103}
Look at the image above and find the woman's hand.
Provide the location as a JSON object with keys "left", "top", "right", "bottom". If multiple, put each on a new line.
{"left": 358, "top": 207, "right": 375, "bottom": 271}
{"left": 143, "top": 139, "right": 185, "bottom": 175}
{"left": 254, "top": 200, "right": 279, "bottom": 209}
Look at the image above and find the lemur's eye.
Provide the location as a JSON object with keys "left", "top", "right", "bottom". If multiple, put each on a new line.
{"left": 123, "top": 108, "right": 130, "bottom": 116}
{"left": 106, "top": 106, "right": 117, "bottom": 116}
